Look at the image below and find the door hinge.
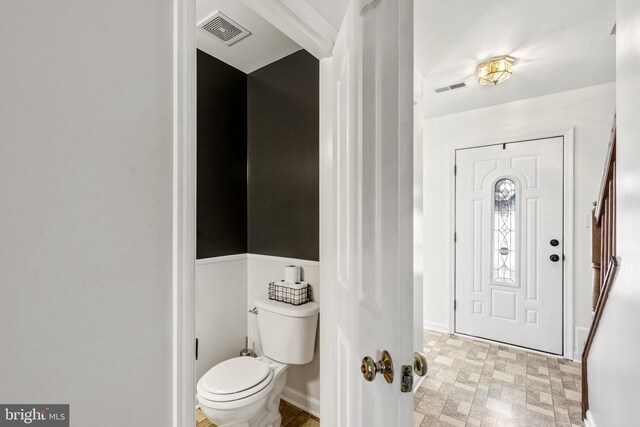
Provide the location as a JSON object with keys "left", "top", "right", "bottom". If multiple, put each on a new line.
{"left": 454, "top": 164, "right": 457, "bottom": 175}
{"left": 195, "top": 338, "right": 199, "bottom": 361}
{"left": 454, "top": 300, "right": 457, "bottom": 310}
{"left": 454, "top": 232, "right": 457, "bottom": 242}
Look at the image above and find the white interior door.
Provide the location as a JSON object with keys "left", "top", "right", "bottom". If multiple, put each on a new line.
{"left": 455, "top": 138, "right": 564, "bottom": 355}
{"left": 320, "top": 0, "right": 414, "bottom": 425}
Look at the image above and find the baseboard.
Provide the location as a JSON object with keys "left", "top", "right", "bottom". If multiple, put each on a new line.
{"left": 423, "top": 320, "right": 450, "bottom": 334}
{"left": 281, "top": 386, "right": 320, "bottom": 418}
{"left": 584, "top": 410, "right": 597, "bottom": 427}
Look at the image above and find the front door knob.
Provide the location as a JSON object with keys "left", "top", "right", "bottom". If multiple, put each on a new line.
{"left": 361, "top": 350, "right": 394, "bottom": 383}
{"left": 550, "top": 254, "right": 560, "bottom": 262}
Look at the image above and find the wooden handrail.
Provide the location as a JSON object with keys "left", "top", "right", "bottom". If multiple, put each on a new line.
{"left": 582, "top": 115, "right": 617, "bottom": 418}
{"left": 582, "top": 257, "right": 619, "bottom": 417}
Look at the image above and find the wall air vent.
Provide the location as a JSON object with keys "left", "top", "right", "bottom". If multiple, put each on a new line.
{"left": 434, "top": 82, "right": 467, "bottom": 94}
{"left": 199, "top": 11, "right": 252, "bottom": 46}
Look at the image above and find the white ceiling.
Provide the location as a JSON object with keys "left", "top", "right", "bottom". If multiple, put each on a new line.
{"left": 415, "top": 0, "right": 616, "bottom": 118}
{"left": 197, "top": 0, "right": 302, "bottom": 74}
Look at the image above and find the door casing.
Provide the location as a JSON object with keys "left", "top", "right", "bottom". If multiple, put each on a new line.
{"left": 174, "top": 0, "right": 197, "bottom": 425}
{"left": 449, "top": 129, "right": 575, "bottom": 360}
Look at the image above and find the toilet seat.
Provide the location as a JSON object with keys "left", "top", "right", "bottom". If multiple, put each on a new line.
{"left": 197, "top": 357, "right": 275, "bottom": 404}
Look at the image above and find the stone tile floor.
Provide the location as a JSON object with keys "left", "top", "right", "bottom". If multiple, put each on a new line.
{"left": 196, "top": 400, "right": 319, "bottom": 427}
{"left": 197, "top": 330, "right": 583, "bottom": 427}
{"left": 413, "top": 330, "right": 584, "bottom": 427}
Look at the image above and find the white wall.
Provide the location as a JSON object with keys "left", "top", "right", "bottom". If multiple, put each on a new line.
{"left": 196, "top": 256, "right": 248, "bottom": 381}
{"left": 587, "top": 1, "right": 640, "bottom": 424}
{"left": 0, "top": 1, "right": 174, "bottom": 425}
{"left": 422, "top": 83, "right": 616, "bottom": 356}
{"left": 247, "top": 254, "right": 320, "bottom": 417}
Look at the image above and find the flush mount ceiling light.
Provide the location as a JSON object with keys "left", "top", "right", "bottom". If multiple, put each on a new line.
{"left": 477, "top": 56, "right": 515, "bottom": 86}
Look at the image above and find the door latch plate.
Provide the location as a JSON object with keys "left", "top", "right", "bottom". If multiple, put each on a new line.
{"left": 401, "top": 365, "right": 413, "bottom": 392}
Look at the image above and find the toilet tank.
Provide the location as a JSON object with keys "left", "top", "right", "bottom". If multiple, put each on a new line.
{"left": 254, "top": 295, "right": 319, "bottom": 365}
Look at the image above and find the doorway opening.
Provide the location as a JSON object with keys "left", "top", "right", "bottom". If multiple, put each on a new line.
{"left": 190, "top": 1, "right": 323, "bottom": 426}
{"left": 415, "top": 1, "right": 615, "bottom": 425}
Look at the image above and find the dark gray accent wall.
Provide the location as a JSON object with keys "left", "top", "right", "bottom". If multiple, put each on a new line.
{"left": 197, "top": 50, "right": 247, "bottom": 259}
{"left": 247, "top": 50, "right": 320, "bottom": 261}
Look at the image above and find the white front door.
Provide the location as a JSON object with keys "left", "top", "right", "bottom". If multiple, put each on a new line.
{"left": 320, "top": 0, "right": 414, "bottom": 425}
{"left": 455, "top": 138, "right": 564, "bottom": 354}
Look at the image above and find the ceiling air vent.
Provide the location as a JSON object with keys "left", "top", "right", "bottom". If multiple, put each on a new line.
{"left": 199, "top": 11, "right": 252, "bottom": 46}
{"left": 434, "top": 82, "right": 467, "bottom": 94}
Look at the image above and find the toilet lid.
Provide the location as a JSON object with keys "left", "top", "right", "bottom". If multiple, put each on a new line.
{"left": 201, "top": 357, "right": 271, "bottom": 395}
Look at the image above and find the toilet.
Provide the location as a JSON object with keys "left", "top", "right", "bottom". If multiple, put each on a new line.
{"left": 197, "top": 294, "right": 319, "bottom": 427}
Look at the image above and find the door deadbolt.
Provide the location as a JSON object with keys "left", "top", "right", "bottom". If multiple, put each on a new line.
{"left": 550, "top": 254, "right": 560, "bottom": 262}
{"left": 361, "top": 350, "right": 394, "bottom": 383}
{"left": 550, "top": 239, "right": 559, "bottom": 247}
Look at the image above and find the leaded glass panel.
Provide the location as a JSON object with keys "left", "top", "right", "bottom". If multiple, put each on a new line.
{"left": 493, "top": 178, "right": 517, "bottom": 283}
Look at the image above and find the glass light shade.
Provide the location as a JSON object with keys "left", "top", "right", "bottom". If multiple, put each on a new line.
{"left": 477, "top": 56, "right": 514, "bottom": 85}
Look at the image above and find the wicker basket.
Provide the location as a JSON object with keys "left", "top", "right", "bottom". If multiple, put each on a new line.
{"left": 268, "top": 281, "right": 312, "bottom": 305}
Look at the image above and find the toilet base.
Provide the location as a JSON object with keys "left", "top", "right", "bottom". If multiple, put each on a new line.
{"left": 243, "top": 370, "right": 285, "bottom": 427}
{"left": 199, "top": 358, "right": 287, "bottom": 427}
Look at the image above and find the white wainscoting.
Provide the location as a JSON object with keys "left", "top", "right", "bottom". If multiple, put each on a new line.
{"left": 195, "top": 253, "right": 321, "bottom": 415}
{"left": 195, "top": 255, "right": 247, "bottom": 381}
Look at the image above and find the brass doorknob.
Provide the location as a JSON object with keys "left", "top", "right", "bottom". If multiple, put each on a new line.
{"left": 361, "top": 350, "right": 394, "bottom": 383}
{"left": 413, "top": 352, "right": 428, "bottom": 377}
